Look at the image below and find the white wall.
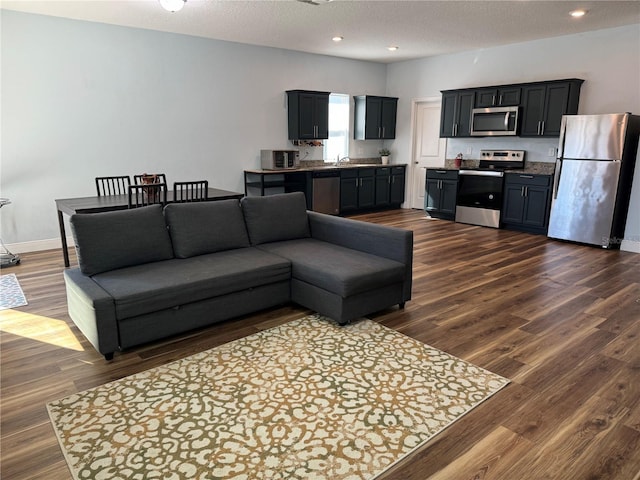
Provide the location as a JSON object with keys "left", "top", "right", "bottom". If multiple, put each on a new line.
{"left": 3, "top": 11, "right": 640, "bottom": 253}
{"left": 386, "top": 24, "right": 640, "bottom": 252}
{"left": 1, "top": 10, "right": 386, "bottom": 249}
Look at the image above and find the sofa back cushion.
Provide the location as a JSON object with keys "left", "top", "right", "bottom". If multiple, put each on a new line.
{"left": 70, "top": 205, "right": 174, "bottom": 276}
{"left": 241, "top": 192, "right": 310, "bottom": 245}
{"left": 164, "top": 200, "right": 250, "bottom": 258}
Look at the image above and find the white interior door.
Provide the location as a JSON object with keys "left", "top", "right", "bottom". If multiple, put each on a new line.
{"left": 410, "top": 99, "right": 447, "bottom": 209}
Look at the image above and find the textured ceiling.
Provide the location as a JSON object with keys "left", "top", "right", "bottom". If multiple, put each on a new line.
{"left": 2, "top": 0, "right": 639, "bottom": 63}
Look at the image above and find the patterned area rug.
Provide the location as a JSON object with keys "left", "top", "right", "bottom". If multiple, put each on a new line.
{"left": 0, "top": 273, "right": 28, "bottom": 310}
{"left": 47, "top": 314, "right": 509, "bottom": 480}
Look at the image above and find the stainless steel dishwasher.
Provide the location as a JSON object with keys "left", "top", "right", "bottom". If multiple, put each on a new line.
{"left": 312, "top": 170, "right": 340, "bottom": 215}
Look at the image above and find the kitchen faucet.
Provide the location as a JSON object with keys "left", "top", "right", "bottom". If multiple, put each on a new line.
{"left": 337, "top": 155, "right": 350, "bottom": 164}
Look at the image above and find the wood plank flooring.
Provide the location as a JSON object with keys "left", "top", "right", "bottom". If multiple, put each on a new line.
{"left": 1, "top": 209, "right": 639, "bottom": 479}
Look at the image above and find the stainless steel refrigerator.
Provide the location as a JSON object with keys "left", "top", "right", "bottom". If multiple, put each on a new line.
{"left": 548, "top": 113, "right": 640, "bottom": 248}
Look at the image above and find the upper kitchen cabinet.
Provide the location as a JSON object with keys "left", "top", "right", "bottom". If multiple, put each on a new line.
{"left": 439, "top": 90, "right": 474, "bottom": 138}
{"left": 287, "top": 90, "right": 330, "bottom": 140}
{"left": 474, "top": 87, "right": 521, "bottom": 108}
{"left": 354, "top": 95, "right": 398, "bottom": 140}
{"left": 519, "top": 79, "right": 583, "bottom": 137}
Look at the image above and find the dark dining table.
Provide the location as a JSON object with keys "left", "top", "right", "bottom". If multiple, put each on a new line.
{"left": 55, "top": 187, "right": 244, "bottom": 267}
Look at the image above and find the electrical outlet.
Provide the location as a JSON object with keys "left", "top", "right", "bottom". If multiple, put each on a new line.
{"left": 466, "top": 147, "right": 473, "bottom": 155}
{"left": 548, "top": 147, "right": 557, "bottom": 157}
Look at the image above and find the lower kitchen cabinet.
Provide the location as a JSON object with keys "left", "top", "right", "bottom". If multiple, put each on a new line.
{"left": 501, "top": 173, "right": 552, "bottom": 234}
{"left": 425, "top": 169, "right": 458, "bottom": 220}
{"left": 374, "top": 166, "right": 407, "bottom": 208}
{"left": 389, "top": 166, "right": 406, "bottom": 206}
{"left": 340, "top": 168, "right": 375, "bottom": 212}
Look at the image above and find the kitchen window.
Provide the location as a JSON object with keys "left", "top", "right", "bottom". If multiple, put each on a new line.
{"left": 324, "top": 93, "right": 349, "bottom": 162}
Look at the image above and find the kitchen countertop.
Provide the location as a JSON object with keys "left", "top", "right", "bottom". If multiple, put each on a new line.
{"left": 443, "top": 159, "right": 556, "bottom": 175}
{"left": 246, "top": 162, "right": 407, "bottom": 174}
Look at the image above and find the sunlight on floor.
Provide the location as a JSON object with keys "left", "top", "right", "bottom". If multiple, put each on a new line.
{"left": 0, "top": 310, "right": 85, "bottom": 351}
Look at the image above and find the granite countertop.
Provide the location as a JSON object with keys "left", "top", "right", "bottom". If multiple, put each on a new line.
{"left": 247, "top": 160, "right": 406, "bottom": 174}
{"left": 443, "top": 159, "right": 556, "bottom": 175}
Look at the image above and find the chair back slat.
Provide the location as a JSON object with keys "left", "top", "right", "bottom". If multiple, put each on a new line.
{"left": 173, "top": 180, "right": 209, "bottom": 202}
{"left": 128, "top": 183, "right": 167, "bottom": 208}
{"left": 95, "top": 176, "right": 131, "bottom": 196}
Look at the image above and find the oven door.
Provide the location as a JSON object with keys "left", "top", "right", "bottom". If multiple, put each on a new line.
{"left": 456, "top": 170, "right": 504, "bottom": 209}
{"left": 455, "top": 170, "right": 504, "bottom": 228}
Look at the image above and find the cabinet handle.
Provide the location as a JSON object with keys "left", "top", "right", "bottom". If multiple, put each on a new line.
{"left": 524, "top": 186, "right": 529, "bottom": 197}
{"left": 382, "top": 126, "right": 386, "bottom": 138}
{"left": 498, "top": 94, "right": 503, "bottom": 105}
{"left": 454, "top": 124, "right": 458, "bottom": 136}
{"left": 378, "top": 127, "right": 382, "bottom": 138}
{"left": 521, "top": 186, "right": 525, "bottom": 196}
{"left": 537, "top": 121, "right": 541, "bottom": 135}
{"left": 520, "top": 175, "right": 534, "bottom": 179}
{"left": 492, "top": 95, "right": 496, "bottom": 105}
{"left": 355, "top": 179, "right": 358, "bottom": 187}
{"left": 541, "top": 121, "right": 545, "bottom": 135}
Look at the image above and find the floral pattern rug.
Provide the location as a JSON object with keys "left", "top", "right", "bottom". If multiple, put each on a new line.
{"left": 47, "top": 314, "right": 509, "bottom": 480}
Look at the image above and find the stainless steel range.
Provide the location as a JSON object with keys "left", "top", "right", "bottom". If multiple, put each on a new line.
{"left": 455, "top": 149, "right": 525, "bottom": 228}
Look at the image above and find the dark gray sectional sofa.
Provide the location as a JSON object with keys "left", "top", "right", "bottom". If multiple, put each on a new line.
{"left": 64, "top": 192, "right": 413, "bottom": 360}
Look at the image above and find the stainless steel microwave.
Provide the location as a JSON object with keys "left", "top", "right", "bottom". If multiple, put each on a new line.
{"left": 470, "top": 106, "right": 519, "bottom": 136}
{"left": 260, "top": 150, "right": 300, "bottom": 170}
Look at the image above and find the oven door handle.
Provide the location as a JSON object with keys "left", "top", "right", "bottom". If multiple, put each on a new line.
{"left": 459, "top": 169, "right": 504, "bottom": 177}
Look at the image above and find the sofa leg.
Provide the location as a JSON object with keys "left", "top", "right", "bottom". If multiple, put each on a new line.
{"left": 399, "top": 302, "right": 406, "bottom": 309}
{"left": 104, "top": 352, "right": 114, "bottom": 361}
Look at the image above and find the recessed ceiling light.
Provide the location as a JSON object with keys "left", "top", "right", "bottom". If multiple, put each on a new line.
{"left": 570, "top": 9, "right": 587, "bottom": 18}
{"left": 387, "top": 46, "right": 399, "bottom": 51}
{"left": 159, "top": 0, "right": 186, "bottom": 12}
{"left": 332, "top": 36, "right": 343, "bottom": 42}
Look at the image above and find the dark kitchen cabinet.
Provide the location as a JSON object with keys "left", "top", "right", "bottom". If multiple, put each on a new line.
{"left": 502, "top": 173, "right": 552, "bottom": 234}
{"left": 520, "top": 80, "right": 583, "bottom": 137}
{"left": 354, "top": 96, "right": 398, "bottom": 139}
{"left": 287, "top": 90, "right": 330, "bottom": 140}
{"left": 375, "top": 167, "right": 391, "bottom": 206}
{"left": 440, "top": 91, "right": 474, "bottom": 137}
{"left": 475, "top": 87, "right": 521, "bottom": 107}
{"left": 389, "top": 166, "right": 406, "bottom": 206}
{"left": 340, "top": 168, "right": 375, "bottom": 212}
{"left": 425, "top": 169, "right": 458, "bottom": 219}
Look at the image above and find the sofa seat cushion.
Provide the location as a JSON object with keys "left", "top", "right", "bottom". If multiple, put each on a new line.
{"left": 257, "top": 239, "right": 405, "bottom": 298}
{"left": 91, "top": 248, "right": 291, "bottom": 320}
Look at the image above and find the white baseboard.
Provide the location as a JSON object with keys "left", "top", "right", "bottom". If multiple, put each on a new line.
{"left": 621, "top": 239, "right": 640, "bottom": 253}
{"left": 4, "top": 237, "right": 73, "bottom": 254}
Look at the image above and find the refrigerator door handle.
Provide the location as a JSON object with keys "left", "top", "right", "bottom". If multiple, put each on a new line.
{"left": 553, "top": 158, "right": 562, "bottom": 200}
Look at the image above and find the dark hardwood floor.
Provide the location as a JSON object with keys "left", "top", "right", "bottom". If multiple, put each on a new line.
{"left": 1, "top": 209, "right": 639, "bottom": 479}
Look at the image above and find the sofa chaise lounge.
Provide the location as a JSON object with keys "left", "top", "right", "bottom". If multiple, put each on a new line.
{"left": 64, "top": 192, "right": 413, "bottom": 360}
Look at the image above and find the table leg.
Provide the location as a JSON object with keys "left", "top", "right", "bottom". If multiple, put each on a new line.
{"left": 57, "top": 209, "right": 70, "bottom": 267}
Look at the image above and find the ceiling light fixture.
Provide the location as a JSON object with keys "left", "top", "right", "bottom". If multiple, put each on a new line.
{"left": 570, "top": 9, "right": 587, "bottom": 18}
{"left": 387, "top": 46, "right": 399, "bottom": 51}
{"left": 332, "top": 36, "right": 343, "bottom": 42}
{"left": 159, "top": 0, "right": 186, "bottom": 13}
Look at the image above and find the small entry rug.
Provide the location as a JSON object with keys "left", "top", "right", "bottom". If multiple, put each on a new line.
{"left": 47, "top": 314, "right": 509, "bottom": 480}
{"left": 0, "top": 273, "right": 28, "bottom": 310}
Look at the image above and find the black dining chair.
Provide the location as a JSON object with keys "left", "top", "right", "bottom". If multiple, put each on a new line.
{"left": 173, "top": 181, "right": 209, "bottom": 202}
{"left": 128, "top": 183, "right": 167, "bottom": 208}
{"left": 133, "top": 173, "right": 167, "bottom": 185}
{"left": 95, "top": 176, "right": 131, "bottom": 196}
